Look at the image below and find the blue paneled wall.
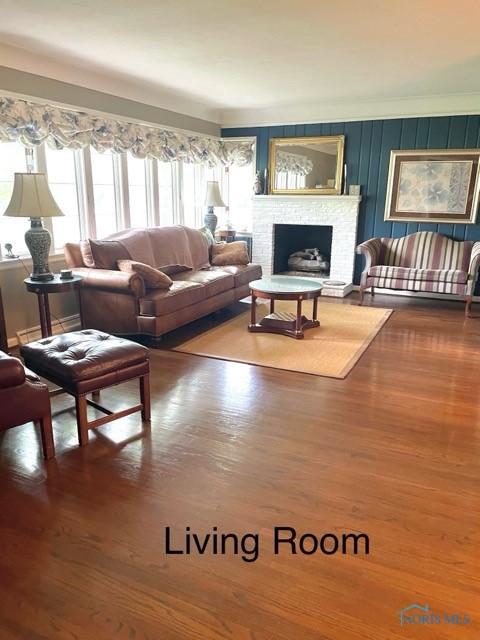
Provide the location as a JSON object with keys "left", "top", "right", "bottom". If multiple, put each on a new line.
{"left": 222, "top": 115, "right": 480, "bottom": 283}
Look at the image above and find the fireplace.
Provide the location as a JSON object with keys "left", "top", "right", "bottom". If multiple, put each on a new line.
{"left": 273, "top": 224, "right": 333, "bottom": 277}
{"left": 252, "top": 195, "right": 362, "bottom": 297}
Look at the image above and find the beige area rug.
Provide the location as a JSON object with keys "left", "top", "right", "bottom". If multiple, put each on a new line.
{"left": 173, "top": 300, "right": 393, "bottom": 378}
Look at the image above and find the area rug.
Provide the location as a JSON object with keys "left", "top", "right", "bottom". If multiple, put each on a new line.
{"left": 173, "top": 300, "right": 393, "bottom": 378}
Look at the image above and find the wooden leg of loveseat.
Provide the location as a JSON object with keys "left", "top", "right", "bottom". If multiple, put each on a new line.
{"left": 465, "top": 296, "right": 473, "bottom": 318}
{"left": 371, "top": 286, "right": 375, "bottom": 296}
{"left": 358, "top": 286, "right": 365, "bottom": 305}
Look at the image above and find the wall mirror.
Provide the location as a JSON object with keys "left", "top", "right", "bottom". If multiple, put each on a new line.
{"left": 268, "top": 135, "right": 345, "bottom": 195}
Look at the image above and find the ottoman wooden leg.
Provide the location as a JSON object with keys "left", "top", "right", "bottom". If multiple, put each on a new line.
{"left": 92, "top": 390, "right": 100, "bottom": 401}
{"left": 39, "top": 415, "right": 55, "bottom": 459}
{"left": 75, "top": 395, "right": 89, "bottom": 446}
{"left": 140, "top": 373, "right": 151, "bottom": 421}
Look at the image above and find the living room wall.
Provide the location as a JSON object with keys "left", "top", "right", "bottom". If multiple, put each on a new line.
{"left": 222, "top": 115, "right": 480, "bottom": 283}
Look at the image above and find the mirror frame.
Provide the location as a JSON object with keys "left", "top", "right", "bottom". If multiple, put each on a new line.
{"left": 268, "top": 135, "right": 345, "bottom": 195}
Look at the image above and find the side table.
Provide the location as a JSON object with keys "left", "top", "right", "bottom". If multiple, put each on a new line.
{"left": 24, "top": 275, "right": 83, "bottom": 339}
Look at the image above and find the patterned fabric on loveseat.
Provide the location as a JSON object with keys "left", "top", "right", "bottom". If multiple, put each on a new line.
{"left": 357, "top": 231, "right": 480, "bottom": 315}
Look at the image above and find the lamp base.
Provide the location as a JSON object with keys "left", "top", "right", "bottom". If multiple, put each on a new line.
{"left": 25, "top": 218, "right": 54, "bottom": 281}
{"left": 204, "top": 206, "right": 218, "bottom": 235}
{"left": 29, "top": 272, "right": 55, "bottom": 282}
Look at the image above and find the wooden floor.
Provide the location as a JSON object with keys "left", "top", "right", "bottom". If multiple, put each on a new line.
{"left": 1, "top": 293, "right": 479, "bottom": 639}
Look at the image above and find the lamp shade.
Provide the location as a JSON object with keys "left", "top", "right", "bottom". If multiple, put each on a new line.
{"left": 205, "top": 181, "right": 226, "bottom": 207}
{"left": 3, "top": 173, "right": 64, "bottom": 218}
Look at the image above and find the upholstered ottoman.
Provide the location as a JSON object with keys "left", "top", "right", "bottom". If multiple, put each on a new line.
{"left": 20, "top": 330, "right": 150, "bottom": 446}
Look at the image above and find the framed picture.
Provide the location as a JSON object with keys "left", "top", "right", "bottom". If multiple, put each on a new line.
{"left": 384, "top": 149, "right": 480, "bottom": 224}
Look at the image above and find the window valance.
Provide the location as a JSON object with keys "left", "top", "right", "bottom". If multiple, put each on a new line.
{"left": 0, "top": 96, "right": 254, "bottom": 167}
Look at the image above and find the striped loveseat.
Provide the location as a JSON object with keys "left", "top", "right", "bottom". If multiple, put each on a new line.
{"left": 357, "top": 231, "right": 480, "bottom": 316}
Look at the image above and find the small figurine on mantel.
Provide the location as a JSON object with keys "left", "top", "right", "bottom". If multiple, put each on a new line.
{"left": 253, "top": 171, "right": 263, "bottom": 195}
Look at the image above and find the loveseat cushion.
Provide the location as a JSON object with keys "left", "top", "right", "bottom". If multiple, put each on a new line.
{"left": 171, "top": 269, "right": 234, "bottom": 297}
{"left": 210, "top": 264, "right": 262, "bottom": 288}
{"left": 139, "top": 281, "right": 205, "bottom": 316}
{"left": 368, "top": 265, "right": 468, "bottom": 284}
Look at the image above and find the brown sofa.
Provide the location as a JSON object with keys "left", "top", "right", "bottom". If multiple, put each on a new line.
{"left": 65, "top": 226, "right": 262, "bottom": 339}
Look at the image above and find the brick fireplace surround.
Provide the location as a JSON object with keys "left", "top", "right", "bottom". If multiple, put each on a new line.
{"left": 251, "top": 195, "right": 362, "bottom": 296}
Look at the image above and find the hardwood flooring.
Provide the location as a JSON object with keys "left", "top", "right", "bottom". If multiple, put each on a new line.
{"left": 0, "top": 293, "right": 479, "bottom": 639}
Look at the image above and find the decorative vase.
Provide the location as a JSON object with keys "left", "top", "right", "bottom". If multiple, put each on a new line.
{"left": 253, "top": 171, "right": 263, "bottom": 195}
{"left": 25, "top": 218, "right": 54, "bottom": 281}
{"left": 204, "top": 206, "right": 218, "bottom": 235}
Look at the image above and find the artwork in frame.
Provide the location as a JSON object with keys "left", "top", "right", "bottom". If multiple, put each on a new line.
{"left": 384, "top": 149, "right": 480, "bottom": 224}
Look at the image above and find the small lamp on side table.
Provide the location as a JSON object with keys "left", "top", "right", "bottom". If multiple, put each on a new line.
{"left": 204, "top": 181, "right": 226, "bottom": 236}
{"left": 3, "top": 172, "right": 64, "bottom": 281}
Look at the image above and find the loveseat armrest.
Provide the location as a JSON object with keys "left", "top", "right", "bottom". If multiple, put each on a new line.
{"left": 73, "top": 268, "right": 146, "bottom": 298}
{"left": 356, "top": 238, "right": 382, "bottom": 266}
{"left": 0, "top": 352, "right": 26, "bottom": 389}
{"left": 466, "top": 241, "right": 480, "bottom": 295}
{"left": 356, "top": 238, "right": 383, "bottom": 288}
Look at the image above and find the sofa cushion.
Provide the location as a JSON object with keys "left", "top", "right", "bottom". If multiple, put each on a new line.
{"left": 172, "top": 269, "right": 234, "bottom": 297}
{"left": 81, "top": 239, "right": 131, "bottom": 270}
{"left": 117, "top": 260, "right": 173, "bottom": 289}
{"left": 211, "top": 241, "right": 250, "bottom": 266}
{"left": 102, "top": 229, "right": 156, "bottom": 267}
{"left": 146, "top": 226, "right": 195, "bottom": 273}
{"left": 139, "top": 281, "right": 205, "bottom": 316}
{"left": 210, "top": 264, "right": 262, "bottom": 288}
{"left": 368, "top": 265, "right": 468, "bottom": 284}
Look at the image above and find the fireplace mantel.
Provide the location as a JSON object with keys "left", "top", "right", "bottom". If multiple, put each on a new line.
{"left": 251, "top": 194, "right": 362, "bottom": 294}
{"left": 252, "top": 195, "right": 362, "bottom": 202}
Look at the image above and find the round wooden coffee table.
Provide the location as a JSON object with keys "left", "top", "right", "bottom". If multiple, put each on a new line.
{"left": 248, "top": 276, "right": 323, "bottom": 339}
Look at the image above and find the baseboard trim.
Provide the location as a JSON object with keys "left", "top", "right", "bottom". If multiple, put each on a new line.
{"left": 351, "top": 285, "right": 480, "bottom": 303}
{"left": 11, "top": 313, "right": 81, "bottom": 348}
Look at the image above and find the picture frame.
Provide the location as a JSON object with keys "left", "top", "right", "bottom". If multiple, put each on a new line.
{"left": 384, "top": 149, "right": 480, "bottom": 224}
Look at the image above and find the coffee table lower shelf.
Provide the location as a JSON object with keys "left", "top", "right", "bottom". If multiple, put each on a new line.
{"left": 249, "top": 310, "right": 319, "bottom": 339}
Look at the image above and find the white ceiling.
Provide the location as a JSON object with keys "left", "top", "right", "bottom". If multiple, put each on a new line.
{"left": 1, "top": 0, "right": 480, "bottom": 127}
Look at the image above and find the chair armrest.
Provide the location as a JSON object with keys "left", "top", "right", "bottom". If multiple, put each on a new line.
{"left": 73, "top": 268, "right": 146, "bottom": 298}
{"left": 466, "top": 242, "right": 480, "bottom": 295}
{"left": 0, "top": 352, "right": 26, "bottom": 389}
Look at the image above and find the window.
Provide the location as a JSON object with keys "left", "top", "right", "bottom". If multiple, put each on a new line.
{"left": 90, "top": 148, "right": 119, "bottom": 239}
{"left": 0, "top": 142, "right": 29, "bottom": 256}
{"left": 158, "top": 161, "right": 175, "bottom": 226}
{"left": 0, "top": 136, "right": 255, "bottom": 261}
{"left": 127, "top": 154, "right": 148, "bottom": 228}
{"left": 45, "top": 146, "right": 82, "bottom": 250}
{"left": 223, "top": 162, "right": 255, "bottom": 232}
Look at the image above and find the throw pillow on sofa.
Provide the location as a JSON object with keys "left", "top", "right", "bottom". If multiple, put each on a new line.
{"left": 210, "top": 241, "right": 249, "bottom": 266}
{"left": 117, "top": 260, "right": 173, "bottom": 289}
{"left": 81, "top": 239, "right": 130, "bottom": 270}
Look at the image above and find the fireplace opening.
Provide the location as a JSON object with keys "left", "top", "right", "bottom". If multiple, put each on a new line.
{"left": 273, "top": 224, "right": 333, "bottom": 278}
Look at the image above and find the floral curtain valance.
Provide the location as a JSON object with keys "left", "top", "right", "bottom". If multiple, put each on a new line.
{"left": 0, "top": 96, "right": 254, "bottom": 167}
{"left": 276, "top": 150, "right": 313, "bottom": 176}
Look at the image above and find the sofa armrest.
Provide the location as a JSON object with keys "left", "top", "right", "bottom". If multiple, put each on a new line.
{"left": 466, "top": 241, "right": 480, "bottom": 295}
{"left": 0, "top": 352, "right": 26, "bottom": 389}
{"left": 73, "top": 268, "right": 146, "bottom": 298}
